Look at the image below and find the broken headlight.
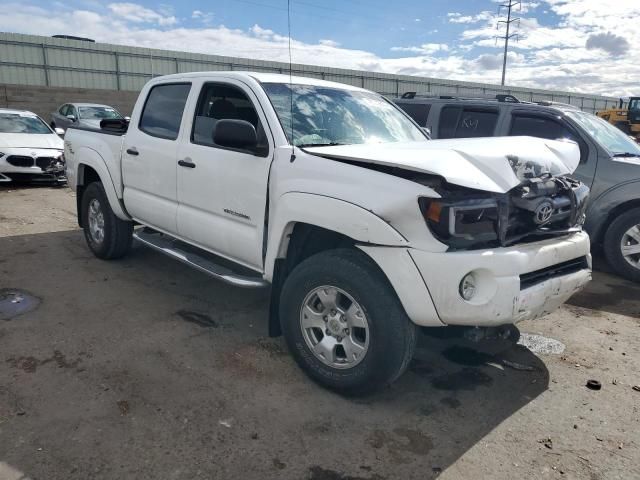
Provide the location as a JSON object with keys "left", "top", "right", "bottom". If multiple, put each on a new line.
{"left": 419, "top": 197, "right": 499, "bottom": 249}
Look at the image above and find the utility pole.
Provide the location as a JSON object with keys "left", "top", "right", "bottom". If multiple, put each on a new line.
{"left": 497, "top": 0, "right": 520, "bottom": 86}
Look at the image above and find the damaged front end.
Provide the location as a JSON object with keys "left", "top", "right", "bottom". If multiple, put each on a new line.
{"left": 419, "top": 174, "right": 589, "bottom": 251}
{"left": 4, "top": 154, "right": 67, "bottom": 184}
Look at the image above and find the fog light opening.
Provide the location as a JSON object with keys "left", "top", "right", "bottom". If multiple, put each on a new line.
{"left": 459, "top": 273, "right": 477, "bottom": 301}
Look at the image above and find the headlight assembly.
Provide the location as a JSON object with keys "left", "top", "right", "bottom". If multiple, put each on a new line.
{"left": 419, "top": 197, "right": 499, "bottom": 249}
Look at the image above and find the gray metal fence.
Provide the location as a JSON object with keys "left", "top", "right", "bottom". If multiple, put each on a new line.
{"left": 0, "top": 32, "right": 619, "bottom": 113}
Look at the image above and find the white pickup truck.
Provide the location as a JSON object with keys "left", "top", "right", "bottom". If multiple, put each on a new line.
{"left": 64, "top": 72, "right": 592, "bottom": 393}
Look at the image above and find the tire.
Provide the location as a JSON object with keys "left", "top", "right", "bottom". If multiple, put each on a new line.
{"left": 81, "top": 181, "right": 133, "bottom": 260}
{"left": 279, "top": 248, "right": 417, "bottom": 395}
{"left": 603, "top": 207, "right": 640, "bottom": 282}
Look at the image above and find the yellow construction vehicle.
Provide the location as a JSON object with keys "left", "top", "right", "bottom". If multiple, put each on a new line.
{"left": 597, "top": 97, "right": 640, "bottom": 141}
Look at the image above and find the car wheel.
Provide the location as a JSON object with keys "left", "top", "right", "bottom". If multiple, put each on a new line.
{"left": 280, "top": 248, "right": 417, "bottom": 395}
{"left": 604, "top": 207, "right": 640, "bottom": 282}
{"left": 81, "top": 181, "right": 133, "bottom": 260}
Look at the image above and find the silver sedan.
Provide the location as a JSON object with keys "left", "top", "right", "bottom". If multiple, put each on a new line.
{"left": 50, "top": 103, "right": 126, "bottom": 131}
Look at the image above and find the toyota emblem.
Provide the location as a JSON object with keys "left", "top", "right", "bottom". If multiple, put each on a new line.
{"left": 534, "top": 201, "right": 554, "bottom": 225}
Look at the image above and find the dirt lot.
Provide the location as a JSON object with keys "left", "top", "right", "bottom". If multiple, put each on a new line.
{"left": 0, "top": 185, "right": 639, "bottom": 480}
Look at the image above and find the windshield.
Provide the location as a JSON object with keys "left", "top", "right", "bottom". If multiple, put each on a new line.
{"left": 0, "top": 113, "right": 52, "bottom": 134}
{"left": 629, "top": 99, "right": 640, "bottom": 111}
{"left": 565, "top": 110, "right": 640, "bottom": 156}
{"left": 262, "top": 83, "right": 426, "bottom": 146}
{"left": 78, "top": 106, "right": 122, "bottom": 120}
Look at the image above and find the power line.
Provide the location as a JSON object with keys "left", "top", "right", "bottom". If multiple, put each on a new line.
{"left": 496, "top": 0, "right": 520, "bottom": 86}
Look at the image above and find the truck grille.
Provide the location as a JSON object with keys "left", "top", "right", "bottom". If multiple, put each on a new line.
{"left": 520, "top": 256, "right": 589, "bottom": 290}
{"left": 6, "top": 155, "right": 34, "bottom": 167}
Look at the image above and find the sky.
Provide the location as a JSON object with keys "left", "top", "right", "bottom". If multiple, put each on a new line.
{"left": 1, "top": 0, "right": 637, "bottom": 96}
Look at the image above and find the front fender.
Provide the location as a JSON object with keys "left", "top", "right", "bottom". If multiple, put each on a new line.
{"left": 585, "top": 180, "right": 640, "bottom": 242}
{"left": 75, "top": 147, "right": 129, "bottom": 221}
{"left": 264, "top": 192, "right": 408, "bottom": 281}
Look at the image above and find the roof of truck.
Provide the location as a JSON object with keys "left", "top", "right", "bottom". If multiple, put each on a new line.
{"left": 149, "top": 71, "right": 368, "bottom": 92}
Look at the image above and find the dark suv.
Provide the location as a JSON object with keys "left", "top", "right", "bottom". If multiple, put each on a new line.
{"left": 394, "top": 93, "right": 640, "bottom": 282}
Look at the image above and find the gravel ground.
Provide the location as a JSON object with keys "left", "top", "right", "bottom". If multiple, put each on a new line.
{"left": 0, "top": 185, "right": 638, "bottom": 480}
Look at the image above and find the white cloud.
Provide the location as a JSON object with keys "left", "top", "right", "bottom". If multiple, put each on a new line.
{"left": 108, "top": 3, "right": 177, "bottom": 26}
{"left": 391, "top": 43, "right": 449, "bottom": 55}
{"left": 319, "top": 39, "right": 340, "bottom": 47}
{"left": 447, "top": 11, "right": 494, "bottom": 24}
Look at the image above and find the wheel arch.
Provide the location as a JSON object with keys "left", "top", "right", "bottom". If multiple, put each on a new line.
{"left": 74, "top": 154, "right": 129, "bottom": 226}
{"left": 586, "top": 184, "right": 640, "bottom": 244}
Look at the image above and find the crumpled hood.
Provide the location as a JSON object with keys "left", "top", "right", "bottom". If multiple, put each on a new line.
{"left": 305, "top": 136, "right": 580, "bottom": 193}
{"left": 0, "top": 132, "right": 63, "bottom": 150}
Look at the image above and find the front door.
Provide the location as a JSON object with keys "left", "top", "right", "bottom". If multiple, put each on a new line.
{"left": 176, "top": 79, "right": 273, "bottom": 271}
{"left": 122, "top": 82, "right": 191, "bottom": 234}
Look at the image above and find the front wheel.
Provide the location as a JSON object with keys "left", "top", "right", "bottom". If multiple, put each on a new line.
{"left": 603, "top": 207, "right": 640, "bottom": 282}
{"left": 280, "top": 249, "right": 417, "bottom": 395}
{"left": 81, "top": 182, "right": 133, "bottom": 259}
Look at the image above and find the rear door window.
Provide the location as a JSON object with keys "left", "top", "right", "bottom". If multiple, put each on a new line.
{"left": 396, "top": 103, "right": 431, "bottom": 127}
{"left": 509, "top": 115, "right": 578, "bottom": 142}
{"left": 438, "top": 106, "right": 499, "bottom": 139}
{"left": 139, "top": 83, "right": 191, "bottom": 140}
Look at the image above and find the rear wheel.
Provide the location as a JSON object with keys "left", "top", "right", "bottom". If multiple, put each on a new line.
{"left": 604, "top": 207, "right": 640, "bottom": 282}
{"left": 280, "top": 248, "right": 417, "bottom": 394}
{"left": 81, "top": 182, "right": 133, "bottom": 259}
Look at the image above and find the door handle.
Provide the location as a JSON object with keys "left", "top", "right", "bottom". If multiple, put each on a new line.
{"left": 178, "top": 158, "right": 196, "bottom": 168}
{"left": 126, "top": 147, "right": 139, "bottom": 156}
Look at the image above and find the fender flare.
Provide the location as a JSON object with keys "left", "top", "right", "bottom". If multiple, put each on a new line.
{"left": 264, "top": 192, "right": 408, "bottom": 281}
{"left": 75, "top": 147, "right": 130, "bottom": 221}
{"left": 585, "top": 180, "right": 640, "bottom": 242}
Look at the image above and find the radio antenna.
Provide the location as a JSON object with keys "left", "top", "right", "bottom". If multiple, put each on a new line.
{"left": 287, "top": 0, "right": 296, "bottom": 162}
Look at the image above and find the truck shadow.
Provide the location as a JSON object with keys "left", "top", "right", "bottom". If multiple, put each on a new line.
{"left": 1, "top": 229, "right": 548, "bottom": 480}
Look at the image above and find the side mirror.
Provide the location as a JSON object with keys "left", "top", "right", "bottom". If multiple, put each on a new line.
{"left": 124, "top": 116, "right": 131, "bottom": 122}
{"left": 213, "top": 119, "right": 258, "bottom": 151}
{"left": 66, "top": 114, "right": 77, "bottom": 122}
{"left": 55, "top": 127, "right": 65, "bottom": 136}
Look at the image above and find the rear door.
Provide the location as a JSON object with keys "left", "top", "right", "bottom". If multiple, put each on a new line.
{"left": 175, "top": 78, "right": 273, "bottom": 270}
{"left": 506, "top": 110, "right": 596, "bottom": 186}
{"left": 122, "top": 82, "right": 192, "bottom": 234}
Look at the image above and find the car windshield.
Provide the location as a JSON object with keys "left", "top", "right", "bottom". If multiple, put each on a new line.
{"left": 262, "top": 83, "right": 426, "bottom": 147}
{"left": 0, "top": 113, "right": 52, "bottom": 134}
{"left": 78, "top": 106, "right": 122, "bottom": 120}
{"left": 565, "top": 110, "right": 640, "bottom": 156}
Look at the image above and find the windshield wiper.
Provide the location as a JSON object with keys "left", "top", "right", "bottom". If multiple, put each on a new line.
{"left": 297, "top": 142, "right": 348, "bottom": 148}
{"left": 612, "top": 152, "right": 640, "bottom": 158}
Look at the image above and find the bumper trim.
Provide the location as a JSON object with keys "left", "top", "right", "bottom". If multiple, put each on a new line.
{"left": 520, "top": 255, "right": 590, "bottom": 290}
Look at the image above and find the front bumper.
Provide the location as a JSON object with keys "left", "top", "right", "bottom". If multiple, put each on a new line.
{"left": 0, "top": 148, "right": 66, "bottom": 183}
{"left": 409, "top": 231, "right": 591, "bottom": 326}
